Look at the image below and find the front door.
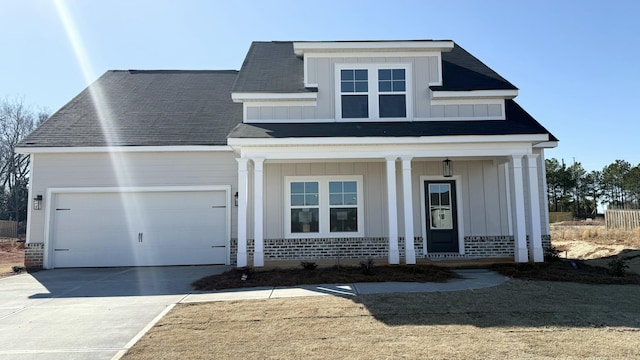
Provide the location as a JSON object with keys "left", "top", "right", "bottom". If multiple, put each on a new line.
{"left": 425, "top": 180, "right": 459, "bottom": 253}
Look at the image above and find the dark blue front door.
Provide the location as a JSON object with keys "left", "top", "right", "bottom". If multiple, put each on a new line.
{"left": 425, "top": 180, "right": 459, "bottom": 253}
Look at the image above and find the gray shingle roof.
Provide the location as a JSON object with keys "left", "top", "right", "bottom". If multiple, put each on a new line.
{"left": 432, "top": 44, "right": 517, "bottom": 91}
{"left": 231, "top": 42, "right": 310, "bottom": 93}
{"left": 19, "top": 70, "right": 242, "bottom": 147}
{"left": 228, "top": 100, "right": 557, "bottom": 142}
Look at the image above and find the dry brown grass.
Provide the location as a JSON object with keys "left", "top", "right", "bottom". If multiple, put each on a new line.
{"left": 550, "top": 225, "right": 640, "bottom": 248}
{"left": 122, "top": 280, "right": 640, "bottom": 360}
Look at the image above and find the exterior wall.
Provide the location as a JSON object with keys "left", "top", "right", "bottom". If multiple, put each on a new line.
{"left": 245, "top": 55, "right": 504, "bottom": 122}
{"left": 263, "top": 162, "right": 387, "bottom": 239}
{"left": 258, "top": 158, "right": 522, "bottom": 261}
{"left": 27, "top": 151, "right": 239, "bottom": 248}
{"left": 230, "top": 237, "right": 425, "bottom": 265}
{"left": 408, "top": 159, "right": 510, "bottom": 238}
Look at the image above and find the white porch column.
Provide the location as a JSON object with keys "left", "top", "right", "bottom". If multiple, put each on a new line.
{"left": 253, "top": 158, "right": 264, "bottom": 267}
{"left": 509, "top": 155, "right": 529, "bottom": 262}
{"left": 236, "top": 158, "right": 249, "bottom": 267}
{"left": 386, "top": 156, "right": 400, "bottom": 264}
{"left": 401, "top": 156, "right": 416, "bottom": 264}
{"left": 526, "top": 154, "right": 544, "bottom": 262}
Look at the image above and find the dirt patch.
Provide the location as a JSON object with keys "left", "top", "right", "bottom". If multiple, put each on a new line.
{"left": 192, "top": 264, "right": 460, "bottom": 291}
{"left": 0, "top": 238, "right": 25, "bottom": 277}
{"left": 122, "top": 280, "right": 640, "bottom": 360}
{"left": 551, "top": 225, "right": 640, "bottom": 275}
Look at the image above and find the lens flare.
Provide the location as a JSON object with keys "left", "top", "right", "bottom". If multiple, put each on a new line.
{"left": 53, "top": 0, "right": 150, "bottom": 265}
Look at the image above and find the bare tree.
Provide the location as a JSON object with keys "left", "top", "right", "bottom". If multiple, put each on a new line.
{"left": 0, "top": 96, "right": 48, "bottom": 221}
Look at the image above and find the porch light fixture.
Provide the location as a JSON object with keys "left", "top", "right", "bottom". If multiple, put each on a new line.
{"left": 443, "top": 159, "right": 453, "bottom": 177}
{"left": 33, "top": 195, "right": 43, "bottom": 210}
{"left": 234, "top": 192, "right": 238, "bottom": 207}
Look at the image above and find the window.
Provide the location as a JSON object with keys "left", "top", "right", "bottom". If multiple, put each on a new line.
{"left": 378, "top": 69, "right": 406, "bottom": 118}
{"left": 340, "top": 69, "right": 369, "bottom": 118}
{"left": 290, "top": 182, "right": 319, "bottom": 233}
{"left": 286, "top": 176, "right": 363, "bottom": 238}
{"left": 329, "top": 181, "right": 358, "bottom": 232}
{"left": 337, "top": 65, "right": 410, "bottom": 120}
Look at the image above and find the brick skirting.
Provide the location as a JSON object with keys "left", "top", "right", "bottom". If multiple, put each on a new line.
{"left": 230, "top": 234, "right": 552, "bottom": 265}
{"left": 24, "top": 242, "right": 44, "bottom": 269}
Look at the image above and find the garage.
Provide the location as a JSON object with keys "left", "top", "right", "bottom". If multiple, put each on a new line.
{"left": 48, "top": 188, "right": 229, "bottom": 268}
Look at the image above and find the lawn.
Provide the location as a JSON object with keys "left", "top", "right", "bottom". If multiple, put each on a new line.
{"left": 122, "top": 280, "right": 640, "bottom": 359}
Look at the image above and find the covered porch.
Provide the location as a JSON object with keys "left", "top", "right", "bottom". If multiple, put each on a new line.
{"left": 230, "top": 137, "right": 550, "bottom": 268}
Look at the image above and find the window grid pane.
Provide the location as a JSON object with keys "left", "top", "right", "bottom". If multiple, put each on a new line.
{"left": 378, "top": 68, "right": 406, "bottom": 93}
{"left": 341, "top": 69, "right": 368, "bottom": 94}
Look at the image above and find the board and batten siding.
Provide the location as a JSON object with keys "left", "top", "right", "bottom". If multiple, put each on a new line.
{"left": 245, "top": 55, "right": 504, "bottom": 122}
{"left": 408, "top": 160, "right": 510, "bottom": 237}
{"left": 27, "top": 151, "right": 239, "bottom": 244}
{"left": 263, "top": 159, "right": 511, "bottom": 240}
{"left": 264, "top": 162, "right": 387, "bottom": 239}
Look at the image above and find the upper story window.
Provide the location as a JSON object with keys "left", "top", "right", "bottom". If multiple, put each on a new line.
{"left": 378, "top": 69, "right": 406, "bottom": 118}
{"left": 337, "top": 65, "right": 410, "bottom": 121}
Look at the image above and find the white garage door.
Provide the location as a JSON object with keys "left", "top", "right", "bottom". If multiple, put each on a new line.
{"left": 50, "top": 190, "right": 228, "bottom": 268}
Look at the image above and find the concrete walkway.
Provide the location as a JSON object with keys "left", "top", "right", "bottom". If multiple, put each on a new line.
{"left": 182, "top": 269, "right": 509, "bottom": 303}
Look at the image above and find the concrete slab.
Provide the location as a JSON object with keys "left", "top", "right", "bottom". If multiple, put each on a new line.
{"left": 0, "top": 265, "right": 230, "bottom": 360}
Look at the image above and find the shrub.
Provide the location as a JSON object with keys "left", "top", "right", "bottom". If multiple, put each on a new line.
{"left": 360, "top": 259, "right": 375, "bottom": 275}
{"left": 300, "top": 261, "right": 318, "bottom": 270}
{"left": 544, "top": 246, "right": 562, "bottom": 262}
{"left": 608, "top": 258, "right": 629, "bottom": 277}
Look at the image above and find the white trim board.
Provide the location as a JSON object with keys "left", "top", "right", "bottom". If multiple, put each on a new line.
{"left": 16, "top": 145, "right": 233, "bottom": 154}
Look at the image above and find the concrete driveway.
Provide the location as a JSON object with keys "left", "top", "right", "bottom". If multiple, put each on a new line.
{"left": 0, "top": 265, "right": 230, "bottom": 360}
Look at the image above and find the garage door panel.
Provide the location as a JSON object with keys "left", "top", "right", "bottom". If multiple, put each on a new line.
{"left": 51, "top": 190, "right": 228, "bottom": 268}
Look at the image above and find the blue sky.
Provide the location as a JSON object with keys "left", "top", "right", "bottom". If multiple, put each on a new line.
{"left": 2, "top": 0, "right": 639, "bottom": 172}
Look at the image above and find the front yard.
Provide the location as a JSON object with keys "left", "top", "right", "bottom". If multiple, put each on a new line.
{"left": 122, "top": 280, "right": 640, "bottom": 359}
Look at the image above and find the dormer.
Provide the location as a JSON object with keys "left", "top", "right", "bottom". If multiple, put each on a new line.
{"left": 231, "top": 40, "right": 519, "bottom": 123}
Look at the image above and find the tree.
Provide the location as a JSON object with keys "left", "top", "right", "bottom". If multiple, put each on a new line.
{"left": 623, "top": 165, "right": 640, "bottom": 208}
{"left": 583, "top": 170, "right": 603, "bottom": 215}
{"left": 602, "top": 160, "right": 631, "bottom": 209}
{"left": 0, "top": 96, "right": 48, "bottom": 222}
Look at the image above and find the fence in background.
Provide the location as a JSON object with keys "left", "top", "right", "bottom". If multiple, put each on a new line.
{"left": 605, "top": 209, "right": 640, "bottom": 229}
{"left": 0, "top": 220, "right": 18, "bottom": 237}
{"left": 548, "top": 212, "right": 573, "bottom": 223}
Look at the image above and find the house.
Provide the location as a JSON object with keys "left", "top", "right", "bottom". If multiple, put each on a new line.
{"left": 17, "top": 40, "right": 557, "bottom": 269}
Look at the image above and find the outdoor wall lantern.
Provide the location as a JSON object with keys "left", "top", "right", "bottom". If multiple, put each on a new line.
{"left": 234, "top": 192, "right": 238, "bottom": 206}
{"left": 33, "top": 195, "right": 43, "bottom": 210}
{"left": 443, "top": 159, "right": 453, "bottom": 177}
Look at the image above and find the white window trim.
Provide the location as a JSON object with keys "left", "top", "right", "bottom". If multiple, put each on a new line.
{"left": 335, "top": 64, "right": 413, "bottom": 122}
{"left": 285, "top": 175, "right": 364, "bottom": 239}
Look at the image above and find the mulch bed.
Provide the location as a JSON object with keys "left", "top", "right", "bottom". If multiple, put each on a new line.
{"left": 192, "top": 263, "right": 461, "bottom": 291}
{"left": 489, "top": 259, "right": 640, "bottom": 285}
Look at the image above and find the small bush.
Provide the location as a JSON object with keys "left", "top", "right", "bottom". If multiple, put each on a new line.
{"left": 544, "top": 246, "right": 562, "bottom": 262}
{"left": 360, "top": 259, "right": 375, "bottom": 275}
{"left": 608, "top": 258, "right": 629, "bottom": 277}
{"left": 300, "top": 261, "right": 318, "bottom": 270}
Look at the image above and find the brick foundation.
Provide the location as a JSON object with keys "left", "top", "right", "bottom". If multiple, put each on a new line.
{"left": 24, "top": 243, "right": 44, "bottom": 269}
{"left": 230, "top": 235, "right": 552, "bottom": 265}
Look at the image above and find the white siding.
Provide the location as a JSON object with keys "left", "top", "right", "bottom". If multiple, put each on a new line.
{"left": 28, "top": 151, "right": 238, "bottom": 245}
{"left": 264, "top": 162, "right": 386, "bottom": 238}
{"left": 409, "top": 160, "right": 510, "bottom": 238}
{"left": 246, "top": 54, "right": 505, "bottom": 122}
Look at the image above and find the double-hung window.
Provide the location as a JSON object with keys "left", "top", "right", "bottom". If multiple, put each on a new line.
{"left": 337, "top": 65, "right": 410, "bottom": 120}
{"left": 286, "top": 176, "right": 363, "bottom": 238}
